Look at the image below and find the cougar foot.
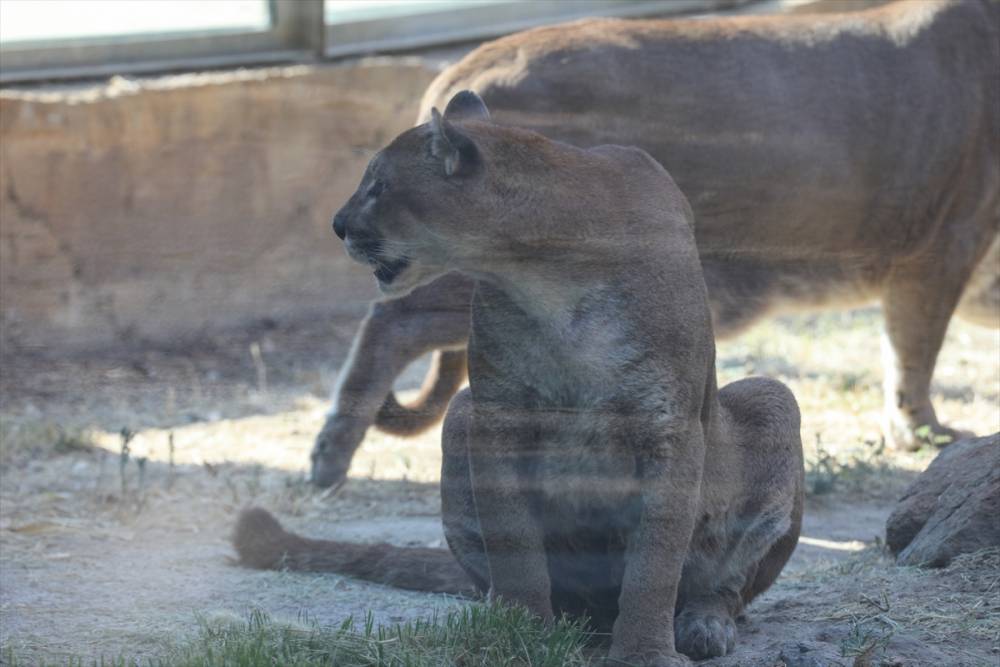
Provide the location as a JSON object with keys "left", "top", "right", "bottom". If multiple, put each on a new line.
{"left": 310, "top": 415, "right": 367, "bottom": 487}
{"left": 674, "top": 608, "right": 737, "bottom": 660}
{"left": 886, "top": 410, "right": 974, "bottom": 452}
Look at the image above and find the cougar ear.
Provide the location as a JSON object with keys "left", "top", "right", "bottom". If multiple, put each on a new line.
{"left": 442, "top": 90, "right": 490, "bottom": 123}
{"left": 430, "top": 106, "right": 480, "bottom": 177}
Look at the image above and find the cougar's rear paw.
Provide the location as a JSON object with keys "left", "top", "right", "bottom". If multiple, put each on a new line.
{"left": 888, "top": 417, "right": 975, "bottom": 452}
{"left": 935, "top": 425, "right": 975, "bottom": 448}
{"left": 674, "top": 609, "right": 736, "bottom": 660}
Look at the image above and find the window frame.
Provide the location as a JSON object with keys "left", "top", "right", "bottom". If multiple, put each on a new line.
{"left": 323, "top": 0, "right": 747, "bottom": 58}
{"left": 0, "top": 0, "right": 324, "bottom": 84}
{"left": 0, "top": 0, "right": 750, "bottom": 84}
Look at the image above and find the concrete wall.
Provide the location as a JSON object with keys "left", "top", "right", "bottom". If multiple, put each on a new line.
{"left": 0, "top": 60, "right": 441, "bottom": 352}
{"left": 0, "top": 0, "right": 882, "bottom": 354}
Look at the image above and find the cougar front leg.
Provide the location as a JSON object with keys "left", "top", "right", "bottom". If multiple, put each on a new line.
{"left": 608, "top": 427, "right": 704, "bottom": 667}
{"left": 468, "top": 404, "right": 553, "bottom": 620}
{"left": 312, "top": 302, "right": 420, "bottom": 487}
{"left": 311, "top": 282, "right": 471, "bottom": 487}
{"left": 880, "top": 259, "right": 975, "bottom": 450}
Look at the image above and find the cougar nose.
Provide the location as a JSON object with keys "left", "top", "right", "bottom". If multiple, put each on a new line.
{"left": 332, "top": 212, "right": 347, "bottom": 240}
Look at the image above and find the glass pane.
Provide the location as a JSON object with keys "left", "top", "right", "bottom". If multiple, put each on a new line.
{"left": 326, "top": 0, "right": 515, "bottom": 25}
{"left": 0, "top": 0, "right": 271, "bottom": 45}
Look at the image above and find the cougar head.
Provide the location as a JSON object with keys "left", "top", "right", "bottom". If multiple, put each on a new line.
{"left": 331, "top": 90, "right": 498, "bottom": 295}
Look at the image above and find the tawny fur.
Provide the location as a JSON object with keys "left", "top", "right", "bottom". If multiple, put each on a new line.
{"left": 374, "top": 349, "right": 467, "bottom": 435}
{"left": 311, "top": 0, "right": 999, "bottom": 488}
{"left": 256, "top": 92, "right": 805, "bottom": 665}
{"left": 233, "top": 508, "right": 475, "bottom": 595}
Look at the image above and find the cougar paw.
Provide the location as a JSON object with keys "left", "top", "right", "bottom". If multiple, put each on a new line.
{"left": 889, "top": 418, "right": 975, "bottom": 452}
{"left": 674, "top": 608, "right": 737, "bottom": 660}
{"left": 309, "top": 417, "right": 365, "bottom": 488}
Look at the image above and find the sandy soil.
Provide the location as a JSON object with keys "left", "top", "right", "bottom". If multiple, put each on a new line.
{"left": 1, "top": 310, "right": 997, "bottom": 665}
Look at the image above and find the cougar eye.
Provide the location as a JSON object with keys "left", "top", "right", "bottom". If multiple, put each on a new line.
{"left": 367, "top": 180, "right": 386, "bottom": 198}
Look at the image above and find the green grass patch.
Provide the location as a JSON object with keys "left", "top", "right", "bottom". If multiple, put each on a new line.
{"left": 0, "top": 416, "right": 95, "bottom": 466}
{"left": 6, "top": 601, "right": 595, "bottom": 667}
{"left": 803, "top": 435, "right": 923, "bottom": 499}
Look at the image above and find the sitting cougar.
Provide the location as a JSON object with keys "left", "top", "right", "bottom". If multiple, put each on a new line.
{"left": 311, "top": 0, "right": 999, "bottom": 487}
{"left": 237, "top": 91, "right": 804, "bottom": 664}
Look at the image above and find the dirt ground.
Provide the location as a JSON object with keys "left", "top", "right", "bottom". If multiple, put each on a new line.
{"left": 1, "top": 308, "right": 997, "bottom": 665}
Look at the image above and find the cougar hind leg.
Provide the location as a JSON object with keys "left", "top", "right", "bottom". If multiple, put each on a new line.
{"left": 955, "top": 233, "right": 999, "bottom": 329}
{"left": 311, "top": 273, "right": 473, "bottom": 487}
{"left": 675, "top": 377, "right": 804, "bottom": 661}
{"left": 880, "top": 256, "right": 979, "bottom": 451}
{"left": 376, "top": 349, "right": 467, "bottom": 435}
{"left": 700, "top": 257, "right": 773, "bottom": 340}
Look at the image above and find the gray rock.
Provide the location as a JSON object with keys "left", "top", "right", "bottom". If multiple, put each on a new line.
{"left": 777, "top": 642, "right": 828, "bottom": 667}
{"left": 885, "top": 432, "right": 1000, "bottom": 567}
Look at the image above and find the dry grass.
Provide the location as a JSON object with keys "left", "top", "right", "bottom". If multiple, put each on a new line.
{"left": 806, "top": 547, "right": 1000, "bottom": 641}
{"left": 718, "top": 309, "right": 997, "bottom": 500}
{"left": 0, "top": 417, "right": 95, "bottom": 467}
{"left": 0, "top": 308, "right": 997, "bottom": 664}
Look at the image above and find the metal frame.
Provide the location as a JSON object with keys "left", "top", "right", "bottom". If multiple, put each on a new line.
{"left": 324, "top": 0, "right": 748, "bottom": 58}
{"left": 0, "top": 0, "right": 750, "bottom": 84}
{"left": 0, "top": 0, "right": 324, "bottom": 84}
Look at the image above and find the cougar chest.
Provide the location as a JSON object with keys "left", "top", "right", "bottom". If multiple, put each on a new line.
{"left": 495, "top": 286, "right": 633, "bottom": 395}
{"left": 474, "top": 286, "right": 644, "bottom": 512}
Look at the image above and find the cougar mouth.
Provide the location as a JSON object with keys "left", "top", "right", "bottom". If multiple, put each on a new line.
{"left": 346, "top": 237, "right": 410, "bottom": 285}
{"left": 374, "top": 256, "right": 410, "bottom": 284}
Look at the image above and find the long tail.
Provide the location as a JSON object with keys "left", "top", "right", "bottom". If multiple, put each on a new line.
{"left": 232, "top": 508, "right": 476, "bottom": 596}
{"left": 374, "top": 349, "right": 468, "bottom": 436}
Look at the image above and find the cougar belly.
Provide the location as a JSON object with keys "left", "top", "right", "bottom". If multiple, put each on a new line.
{"left": 530, "top": 409, "right": 641, "bottom": 625}
{"left": 534, "top": 411, "right": 637, "bottom": 498}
